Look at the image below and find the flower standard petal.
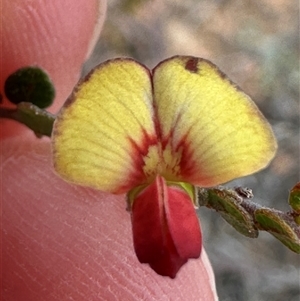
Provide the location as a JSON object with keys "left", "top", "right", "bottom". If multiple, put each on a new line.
{"left": 52, "top": 58, "right": 157, "bottom": 193}
{"left": 152, "top": 55, "right": 277, "bottom": 186}
{"left": 129, "top": 175, "right": 202, "bottom": 278}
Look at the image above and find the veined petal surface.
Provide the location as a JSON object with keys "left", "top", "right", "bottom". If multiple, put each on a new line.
{"left": 52, "top": 59, "right": 156, "bottom": 193}
{"left": 152, "top": 56, "right": 277, "bottom": 187}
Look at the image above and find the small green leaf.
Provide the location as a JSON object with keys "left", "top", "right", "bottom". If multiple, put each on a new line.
{"left": 289, "top": 182, "right": 300, "bottom": 214}
{"left": 255, "top": 208, "right": 300, "bottom": 254}
{"left": 206, "top": 188, "right": 258, "bottom": 238}
{"left": 4, "top": 66, "right": 55, "bottom": 108}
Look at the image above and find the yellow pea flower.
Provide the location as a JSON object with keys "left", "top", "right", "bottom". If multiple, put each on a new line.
{"left": 52, "top": 56, "right": 277, "bottom": 278}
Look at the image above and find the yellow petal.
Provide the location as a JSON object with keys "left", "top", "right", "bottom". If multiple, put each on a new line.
{"left": 52, "top": 59, "right": 156, "bottom": 193}
{"left": 152, "top": 56, "right": 277, "bottom": 186}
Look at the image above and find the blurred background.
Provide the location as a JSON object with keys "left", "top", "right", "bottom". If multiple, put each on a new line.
{"left": 84, "top": 1, "right": 299, "bottom": 300}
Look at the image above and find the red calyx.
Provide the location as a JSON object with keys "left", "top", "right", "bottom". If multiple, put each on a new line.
{"left": 130, "top": 175, "right": 202, "bottom": 278}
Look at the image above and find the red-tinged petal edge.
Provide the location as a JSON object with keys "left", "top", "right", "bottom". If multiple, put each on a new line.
{"left": 130, "top": 175, "right": 202, "bottom": 278}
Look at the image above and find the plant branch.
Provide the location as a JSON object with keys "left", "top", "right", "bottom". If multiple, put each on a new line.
{"left": 197, "top": 186, "right": 300, "bottom": 253}
{"left": 0, "top": 102, "right": 55, "bottom": 137}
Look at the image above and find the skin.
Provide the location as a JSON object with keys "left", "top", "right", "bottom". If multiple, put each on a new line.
{"left": 1, "top": 1, "right": 218, "bottom": 300}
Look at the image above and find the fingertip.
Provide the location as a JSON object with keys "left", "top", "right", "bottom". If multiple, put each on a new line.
{"left": 85, "top": 0, "right": 107, "bottom": 60}
{"left": 1, "top": 0, "right": 106, "bottom": 139}
{"left": 2, "top": 135, "right": 217, "bottom": 300}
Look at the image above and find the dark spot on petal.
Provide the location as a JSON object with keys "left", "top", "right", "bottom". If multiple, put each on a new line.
{"left": 185, "top": 57, "right": 199, "bottom": 73}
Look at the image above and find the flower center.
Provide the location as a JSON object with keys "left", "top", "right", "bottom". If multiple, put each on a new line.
{"left": 142, "top": 141, "right": 183, "bottom": 182}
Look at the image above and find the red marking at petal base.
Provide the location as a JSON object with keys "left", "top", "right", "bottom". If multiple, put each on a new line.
{"left": 131, "top": 175, "right": 202, "bottom": 278}
{"left": 127, "top": 128, "right": 158, "bottom": 182}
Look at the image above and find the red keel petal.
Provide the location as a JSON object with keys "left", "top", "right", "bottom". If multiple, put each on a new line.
{"left": 131, "top": 175, "right": 202, "bottom": 278}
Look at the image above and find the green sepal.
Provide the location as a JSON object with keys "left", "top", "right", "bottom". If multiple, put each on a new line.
{"left": 205, "top": 188, "right": 258, "bottom": 238}
{"left": 126, "top": 180, "right": 196, "bottom": 211}
{"left": 126, "top": 184, "right": 148, "bottom": 210}
{"left": 255, "top": 208, "right": 300, "bottom": 254}
{"left": 167, "top": 181, "right": 197, "bottom": 207}
{"left": 4, "top": 66, "right": 55, "bottom": 108}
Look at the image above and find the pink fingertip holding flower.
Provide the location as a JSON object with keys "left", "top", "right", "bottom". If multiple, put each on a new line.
{"left": 52, "top": 56, "right": 277, "bottom": 278}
